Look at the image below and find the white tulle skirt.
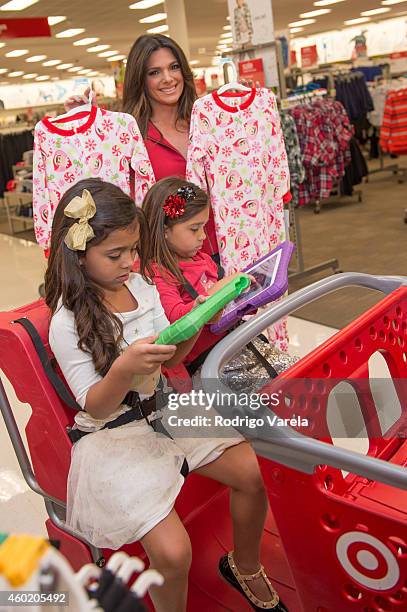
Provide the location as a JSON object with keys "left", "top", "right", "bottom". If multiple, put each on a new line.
{"left": 66, "top": 407, "right": 243, "bottom": 550}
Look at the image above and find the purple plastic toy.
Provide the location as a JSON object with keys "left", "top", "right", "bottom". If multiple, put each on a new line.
{"left": 210, "top": 241, "right": 295, "bottom": 334}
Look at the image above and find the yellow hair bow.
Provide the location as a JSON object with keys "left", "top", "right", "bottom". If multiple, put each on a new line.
{"left": 63, "top": 189, "right": 96, "bottom": 251}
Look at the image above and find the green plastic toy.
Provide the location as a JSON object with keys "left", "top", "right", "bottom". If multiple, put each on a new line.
{"left": 155, "top": 274, "right": 251, "bottom": 345}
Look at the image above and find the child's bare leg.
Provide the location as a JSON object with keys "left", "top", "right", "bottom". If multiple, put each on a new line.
{"left": 141, "top": 509, "right": 192, "bottom": 612}
{"left": 194, "top": 441, "right": 272, "bottom": 602}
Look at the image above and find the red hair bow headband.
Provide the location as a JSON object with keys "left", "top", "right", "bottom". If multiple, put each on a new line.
{"left": 163, "top": 186, "right": 197, "bottom": 219}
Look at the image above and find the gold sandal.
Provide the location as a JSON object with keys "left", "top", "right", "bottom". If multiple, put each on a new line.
{"left": 219, "top": 551, "right": 288, "bottom": 611}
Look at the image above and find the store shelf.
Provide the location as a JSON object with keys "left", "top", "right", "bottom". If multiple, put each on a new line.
{"left": 2, "top": 192, "right": 34, "bottom": 235}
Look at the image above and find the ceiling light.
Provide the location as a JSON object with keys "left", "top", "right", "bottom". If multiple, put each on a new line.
{"left": 98, "top": 50, "right": 118, "bottom": 57}
{"left": 344, "top": 16, "right": 371, "bottom": 24}
{"left": 223, "top": 24, "right": 232, "bottom": 30}
{"left": 361, "top": 7, "right": 390, "bottom": 14}
{"left": 300, "top": 8, "right": 331, "bottom": 17}
{"left": 147, "top": 24, "right": 168, "bottom": 33}
{"left": 382, "top": 0, "right": 407, "bottom": 4}
{"left": 35, "top": 75, "right": 50, "bottom": 81}
{"left": 86, "top": 71, "right": 98, "bottom": 76}
{"left": 56, "top": 63, "right": 74, "bottom": 70}
{"left": 129, "top": 0, "right": 163, "bottom": 8}
{"left": 314, "top": 0, "right": 345, "bottom": 4}
{"left": 5, "top": 49, "right": 28, "bottom": 57}
{"left": 8, "top": 71, "right": 24, "bottom": 77}
{"left": 23, "top": 73, "right": 37, "bottom": 78}
{"left": 190, "top": 60, "right": 199, "bottom": 65}
{"left": 0, "top": 43, "right": 5, "bottom": 48}
{"left": 74, "top": 37, "right": 100, "bottom": 46}
{"left": 87, "top": 44, "right": 110, "bottom": 52}
{"left": 0, "top": 68, "right": 7, "bottom": 73}
{"left": 220, "top": 32, "right": 233, "bottom": 38}
{"left": 55, "top": 28, "right": 85, "bottom": 38}
{"left": 67, "top": 66, "right": 83, "bottom": 72}
{"left": 26, "top": 55, "right": 47, "bottom": 62}
{"left": 290, "top": 27, "right": 304, "bottom": 33}
{"left": 221, "top": 37, "right": 233, "bottom": 43}
{"left": 108, "top": 54, "right": 126, "bottom": 61}
{"left": 288, "top": 19, "right": 316, "bottom": 27}
{"left": 0, "top": 0, "right": 38, "bottom": 9}
{"left": 77, "top": 69, "right": 92, "bottom": 74}
{"left": 139, "top": 12, "right": 166, "bottom": 23}
{"left": 48, "top": 16, "right": 66, "bottom": 25}
{"left": 42, "top": 59, "right": 61, "bottom": 66}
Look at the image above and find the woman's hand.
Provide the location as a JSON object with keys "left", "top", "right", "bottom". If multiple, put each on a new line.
{"left": 64, "top": 87, "right": 97, "bottom": 112}
{"left": 116, "top": 335, "right": 176, "bottom": 376}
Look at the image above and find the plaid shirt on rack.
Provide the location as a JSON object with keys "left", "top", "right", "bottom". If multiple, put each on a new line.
{"left": 281, "top": 112, "right": 305, "bottom": 207}
{"left": 290, "top": 99, "right": 353, "bottom": 206}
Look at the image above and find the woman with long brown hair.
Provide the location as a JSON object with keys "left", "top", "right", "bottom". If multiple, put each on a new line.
{"left": 67, "top": 34, "right": 219, "bottom": 259}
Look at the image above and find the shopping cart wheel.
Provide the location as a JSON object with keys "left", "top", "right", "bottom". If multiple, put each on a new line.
{"left": 96, "top": 556, "right": 106, "bottom": 568}
{"left": 314, "top": 202, "right": 321, "bottom": 214}
{"left": 358, "top": 192, "right": 362, "bottom": 203}
{"left": 404, "top": 210, "right": 407, "bottom": 223}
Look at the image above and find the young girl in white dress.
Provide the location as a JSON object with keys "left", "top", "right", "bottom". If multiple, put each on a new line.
{"left": 45, "top": 177, "right": 287, "bottom": 612}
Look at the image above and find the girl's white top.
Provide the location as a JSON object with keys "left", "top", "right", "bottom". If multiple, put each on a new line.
{"left": 49, "top": 273, "right": 169, "bottom": 432}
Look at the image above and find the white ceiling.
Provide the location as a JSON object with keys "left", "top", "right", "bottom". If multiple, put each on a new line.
{"left": 0, "top": 0, "right": 406, "bottom": 84}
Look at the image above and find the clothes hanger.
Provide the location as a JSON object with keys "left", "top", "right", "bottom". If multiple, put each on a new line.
{"left": 49, "top": 87, "right": 94, "bottom": 124}
{"left": 217, "top": 58, "right": 252, "bottom": 95}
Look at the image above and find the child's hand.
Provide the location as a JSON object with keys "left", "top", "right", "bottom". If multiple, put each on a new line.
{"left": 209, "top": 308, "right": 224, "bottom": 324}
{"left": 193, "top": 295, "right": 206, "bottom": 308}
{"left": 119, "top": 335, "right": 176, "bottom": 375}
{"left": 207, "top": 272, "right": 254, "bottom": 295}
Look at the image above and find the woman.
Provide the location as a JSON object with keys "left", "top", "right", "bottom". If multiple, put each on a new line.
{"left": 67, "top": 34, "right": 219, "bottom": 260}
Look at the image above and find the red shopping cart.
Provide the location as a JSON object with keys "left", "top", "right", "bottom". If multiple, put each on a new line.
{"left": 1, "top": 273, "right": 407, "bottom": 611}
{"left": 203, "top": 272, "right": 407, "bottom": 612}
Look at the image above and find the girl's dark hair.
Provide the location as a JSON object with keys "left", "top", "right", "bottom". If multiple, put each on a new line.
{"left": 122, "top": 34, "right": 196, "bottom": 138}
{"left": 142, "top": 177, "right": 208, "bottom": 286}
{"left": 45, "top": 178, "right": 151, "bottom": 377}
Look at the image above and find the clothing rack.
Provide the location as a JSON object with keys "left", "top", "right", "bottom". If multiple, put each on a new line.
{"left": 282, "top": 91, "right": 363, "bottom": 214}
{"left": 280, "top": 88, "right": 327, "bottom": 110}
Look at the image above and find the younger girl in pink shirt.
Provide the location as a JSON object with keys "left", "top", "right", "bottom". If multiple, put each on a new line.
{"left": 143, "top": 175, "right": 288, "bottom": 612}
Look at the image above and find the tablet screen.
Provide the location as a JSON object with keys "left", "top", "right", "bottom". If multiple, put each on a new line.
{"left": 224, "top": 249, "right": 282, "bottom": 312}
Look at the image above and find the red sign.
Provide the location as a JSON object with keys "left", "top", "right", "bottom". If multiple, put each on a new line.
{"left": 238, "top": 58, "right": 265, "bottom": 87}
{"left": 390, "top": 51, "right": 407, "bottom": 60}
{"left": 301, "top": 45, "right": 318, "bottom": 69}
{"left": 0, "top": 18, "right": 51, "bottom": 39}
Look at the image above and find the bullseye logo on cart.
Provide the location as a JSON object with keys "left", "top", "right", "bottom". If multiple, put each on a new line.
{"left": 166, "top": 390, "right": 309, "bottom": 429}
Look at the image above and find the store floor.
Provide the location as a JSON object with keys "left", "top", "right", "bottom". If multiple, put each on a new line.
{"left": 0, "top": 231, "right": 341, "bottom": 538}
{"left": 289, "top": 160, "right": 407, "bottom": 328}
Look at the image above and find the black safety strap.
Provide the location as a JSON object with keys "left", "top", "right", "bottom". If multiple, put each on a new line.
{"left": 13, "top": 317, "right": 81, "bottom": 411}
{"left": 13, "top": 317, "right": 190, "bottom": 477}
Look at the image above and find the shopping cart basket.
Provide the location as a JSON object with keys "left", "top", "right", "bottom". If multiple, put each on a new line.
{"left": 203, "top": 272, "right": 407, "bottom": 611}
